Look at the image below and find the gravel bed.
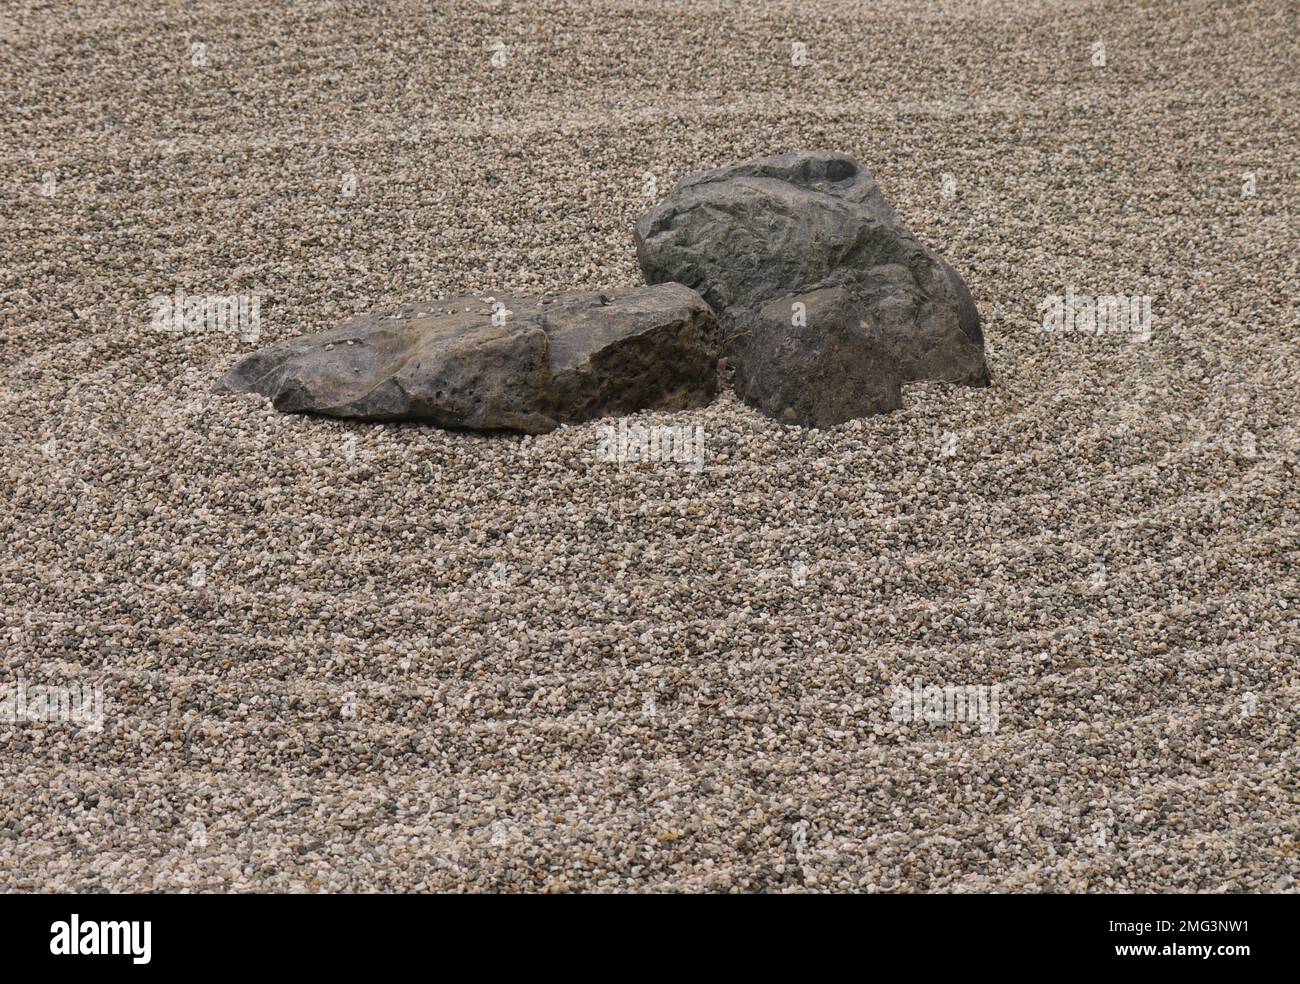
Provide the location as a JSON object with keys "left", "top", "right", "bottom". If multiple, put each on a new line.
{"left": 0, "top": 0, "right": 1295, "bottom": 891}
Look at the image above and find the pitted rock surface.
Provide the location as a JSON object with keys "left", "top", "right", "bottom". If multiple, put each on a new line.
{"left": 216, "top": 283, "right": 721, "bottom": 434}
{"left": 634, "top": 151, "right": 990, "bottom": 427}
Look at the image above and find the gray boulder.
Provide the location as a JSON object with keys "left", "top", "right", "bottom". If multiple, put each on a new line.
{"left": 215, "top": 283, "right": 720, "bottom": 434}
{"left": 634, "top": 151, "right": 989, "bottom": 427}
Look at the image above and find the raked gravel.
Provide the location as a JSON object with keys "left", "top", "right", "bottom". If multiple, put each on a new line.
{"left": 0, "top": 0, "right": 1296, "bottom": 892}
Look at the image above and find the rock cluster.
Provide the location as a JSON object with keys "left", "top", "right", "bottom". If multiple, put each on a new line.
{"left": 219, "top": 152, "right": 988, "bottom": 430}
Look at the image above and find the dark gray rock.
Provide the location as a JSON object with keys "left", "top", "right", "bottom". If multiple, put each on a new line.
{"left": 634, "top": 150, "right": 989, "bottom": 427}
{"left": 214, "top": 284, "right": 720, "bottom": 434}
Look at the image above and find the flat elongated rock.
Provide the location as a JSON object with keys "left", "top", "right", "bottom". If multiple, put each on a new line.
{"left": 215, "top": 284, "right": 720, "bottom": 434}
{"left": 634, "top": 151, "right": 989, "bottom": 427}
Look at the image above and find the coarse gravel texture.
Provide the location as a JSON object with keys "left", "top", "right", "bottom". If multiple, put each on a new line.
{"left": 1, "top": 0, "right": 1297, "bottom": 893}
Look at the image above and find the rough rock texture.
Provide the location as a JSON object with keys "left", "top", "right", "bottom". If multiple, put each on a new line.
{"left": 215, "top": 284, "right": 720, "bottom": 433}
{"left": 634, "top": 151, "right": 990, "bottom": 426}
